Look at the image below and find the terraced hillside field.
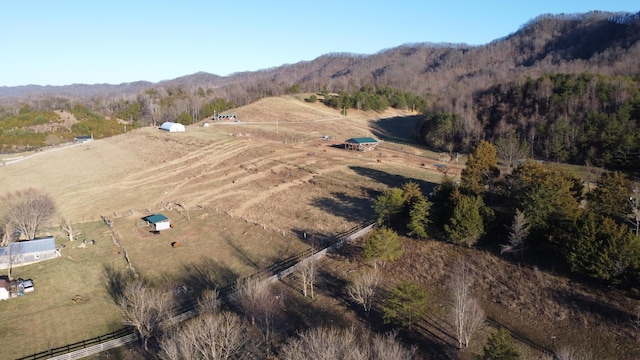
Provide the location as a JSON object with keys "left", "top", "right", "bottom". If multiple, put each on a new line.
{"left": 0, "top": 95, "right": 456, "bottom": 236}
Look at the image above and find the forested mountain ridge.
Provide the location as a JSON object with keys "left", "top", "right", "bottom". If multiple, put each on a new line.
{"left": 1, "top": 10, "right": 638, "bottom": 103}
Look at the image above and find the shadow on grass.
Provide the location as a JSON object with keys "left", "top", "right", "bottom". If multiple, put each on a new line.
{"left": 278, "top": 274, "right": 355, "bottom": 332}
{"left": 349, "top": 165, "right": 437, "bottom": 195}
{"left": 264, "top": 248, "right": 312, "bottom": 276}
{"left": 172, "top": 256, "right": 239, "bottom": 299}
{"left": 369, "top": 115, "right": 423, "bottom": 145}
{"left": 224, "top": 235, "right": 260, "bottom": 270}
{"left": 315, "top": 268, "right": 351, "bottom": 306}
{"left": 103, "top": 263, "right": 135, "bottom": 303}
{"left": 401, "top": 322, "right": 459, "bottom": 360}
{"left": 291, "top": 228, "right": 337, "bottom": 249}
{"left": 311, "top": 191, "right": 376, "bottom": 224}
{"left": 552, "top": 287, "right": 636, "bottom": 323}
{"left": 328, "top": 239, "right": 364, "bottom": 264}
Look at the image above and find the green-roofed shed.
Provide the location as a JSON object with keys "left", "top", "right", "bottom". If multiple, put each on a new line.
{"left": 142, "top": 214, "right": 171, "bottom": 231}
{"left": 345, "top": 137, "right": 379, "bottom": 151}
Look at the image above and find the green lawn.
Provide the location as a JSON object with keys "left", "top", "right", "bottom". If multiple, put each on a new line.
{"left": 1, "top": 209, "right": 309, "bottom": 360}
{"left": 0, "top": 221, "right": 125, "bottom": 359}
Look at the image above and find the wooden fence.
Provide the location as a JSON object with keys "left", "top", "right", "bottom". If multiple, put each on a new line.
{"left": 16, "top": 222, "right": 376, "bottom": 360}
{"left": 16, "top": 328, "right": 137, "bottom": 360}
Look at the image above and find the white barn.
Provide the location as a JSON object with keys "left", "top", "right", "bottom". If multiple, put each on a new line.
{"left": 160, "top": 122, "right": 186, "bottom": 132}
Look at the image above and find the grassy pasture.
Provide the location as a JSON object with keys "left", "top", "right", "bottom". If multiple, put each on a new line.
{"left": 1, "top": 209, "right": 311, "bottom": 360}
{"left": 0, "top": 221, "right": 125, "bottom": 359}
{"left": 114, "top": 209, "right": 309, "bottom": 288}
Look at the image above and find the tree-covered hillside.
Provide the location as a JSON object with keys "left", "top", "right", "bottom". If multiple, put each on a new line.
{"left": 0, "top": 105, "right": 127, "bottom": 152}
{"left": 420, "top": 72, "right": 640, "bottom": 172}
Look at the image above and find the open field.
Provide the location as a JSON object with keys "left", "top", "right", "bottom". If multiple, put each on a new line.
{"left": 0, "top": 95, "right": 454, "bottom": 235}
{"left": 3, "top": 95, "right": 637, "bottom": 360}
{"left": 0, "top": 96, "right": 453, "bottom": 359}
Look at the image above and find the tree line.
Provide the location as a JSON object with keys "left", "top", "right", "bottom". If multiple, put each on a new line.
{"left": 317, "top": 86, "right": 429, "bottom": 114}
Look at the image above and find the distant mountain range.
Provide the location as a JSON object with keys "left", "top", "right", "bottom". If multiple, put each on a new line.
{"left": 1, "top": 10, "right": 639, "bottom": 104}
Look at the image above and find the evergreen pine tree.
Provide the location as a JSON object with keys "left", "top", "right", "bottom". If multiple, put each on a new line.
{"left": 476, "top": 328, "right": 520, "bottom": 360}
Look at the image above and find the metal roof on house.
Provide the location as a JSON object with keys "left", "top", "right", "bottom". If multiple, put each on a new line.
{"left": 0, "top": 237, "right": 56, "bottom": 256}
{"left": 143, "top": 214, "right": 169, "bottom": 223}
{"left": 346, "top": 137, "right": 378, "bottom": 144}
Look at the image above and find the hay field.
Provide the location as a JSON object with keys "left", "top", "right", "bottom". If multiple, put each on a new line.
{"left": 0, "top": 95, "right": 454, "bottom": 236}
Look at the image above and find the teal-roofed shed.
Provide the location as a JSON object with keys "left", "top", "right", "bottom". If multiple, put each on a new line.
{"left": 344, "top": 137, "right": 378, "bottom": 151}
{"left": 142, "top": 214, "right": 171, "bottom": 231}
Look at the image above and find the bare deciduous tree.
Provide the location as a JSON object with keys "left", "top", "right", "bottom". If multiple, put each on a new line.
{"left": 117, "top": 279, "right": 177, "bottom": 352}
{"left": 279, "top": 327, "right": 364, "bottom": 360}
{"left": 501, "top": 209, "right": 530, "bottom": 255}
{"left": 159, "top": 311, "right": 254, "bottom": 360}
{"left": 495, "top": 131, "right": 530, "bottom": 174}
{"left": 279, "top": 327, "right": 416, "bottom": 360}
{"left": 449, "top": 259, "right": 485, "bottom": 348}
{"left": 197, "top": 288, "right": 221, "bottom": 314}
{"left": 1, "top": 188, "right": 56, "bottom": 240}
{"left": 347, "top": 268, "right": 382, "bottom": 315}
{"left": 0, "top": 221, "right": 14, "bottom": 247}
{"left": 233, "top": 276, "right": 281, "bottom": 355}
{"left": 298, "top": 259, "right": 316, "bottom": 298}
{"left": 0, "top": 221, "right": 19, "bottom": 279}
{"left": 60, "top": 218, "right": 74, "bottom": 242}
{"left": 369, "top": 331, "right": 417, "bottom": 360}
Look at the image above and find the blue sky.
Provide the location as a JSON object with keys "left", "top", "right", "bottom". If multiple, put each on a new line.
{"left": 1, "top": 1, "right": 638, "bottom": 87}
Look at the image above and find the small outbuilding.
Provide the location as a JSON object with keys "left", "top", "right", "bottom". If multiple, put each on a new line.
{"left": 0, "top": 236, "right": 59, "bottom": 270}
{"left": 160, "top": 122, "right": 186, "bottom": 132}
{"left": 142, "top": 214, "right": 171, "bottom": 231}
{"left": 344, "top": 137, "right": 379, "bottom": 151}
{"left": 0, "top": 278, "right": 10, "bottom": 300}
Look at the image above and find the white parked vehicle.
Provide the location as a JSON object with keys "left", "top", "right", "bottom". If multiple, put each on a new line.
{"left": 18, "top": 279, "right": 34, "bottom": 294}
